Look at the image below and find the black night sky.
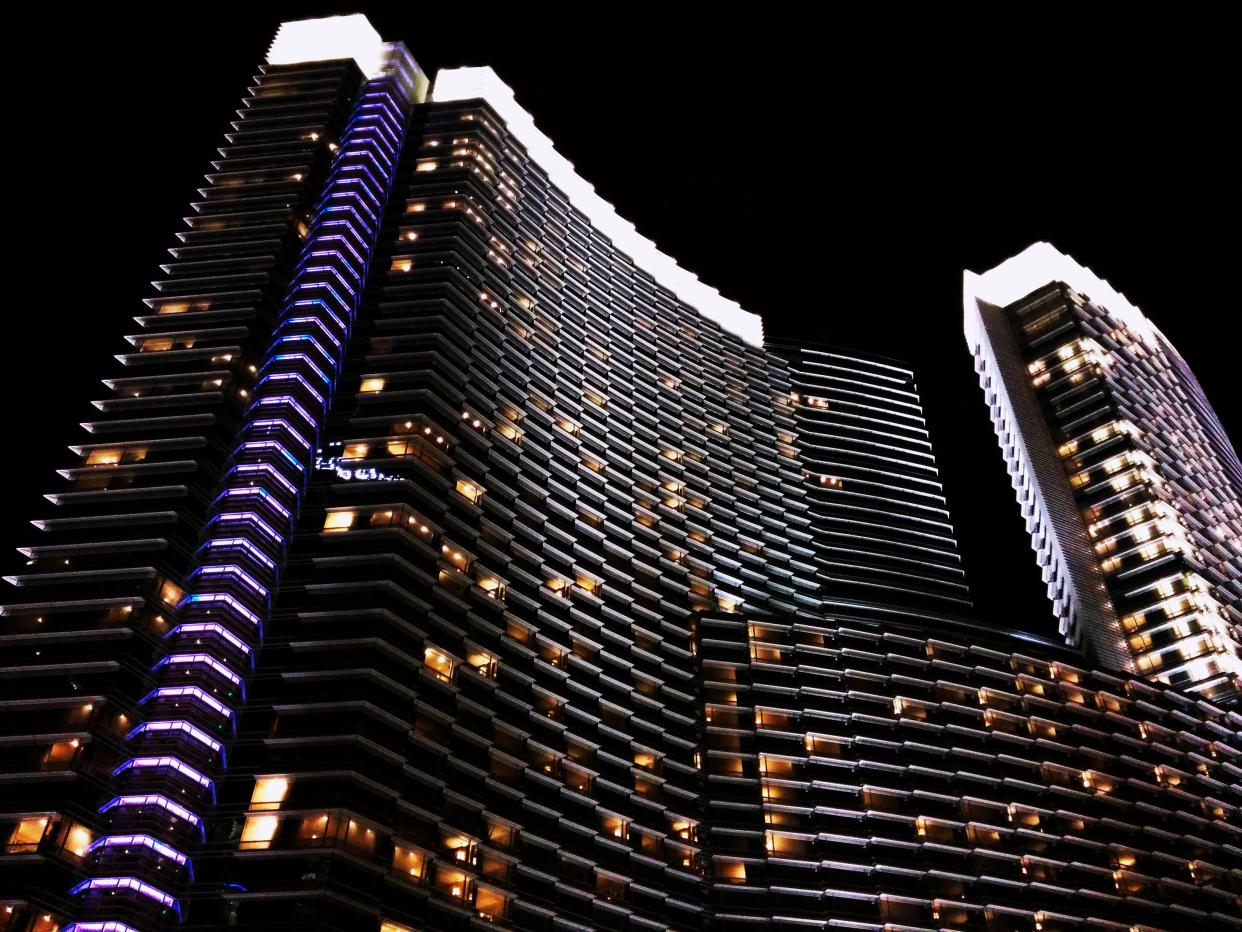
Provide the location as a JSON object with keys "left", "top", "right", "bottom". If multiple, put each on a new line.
{"left": 3, "top": 7, "right": 1237, "bottom": 638}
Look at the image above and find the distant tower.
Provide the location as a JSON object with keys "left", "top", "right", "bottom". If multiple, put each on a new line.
{"left": 965, "top": 243, "right": 1242, "bottom": 699}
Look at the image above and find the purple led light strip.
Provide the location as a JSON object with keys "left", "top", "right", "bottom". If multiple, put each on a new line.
{"left": 81, "top": 71, "right": 414, "bottom": 929}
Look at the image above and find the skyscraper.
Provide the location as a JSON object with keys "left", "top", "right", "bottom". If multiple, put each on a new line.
{"left": 964, "top": 242, "right": 1242, "bottom": 700}
{"left": 2, "top": 18, "right": 1240, "bottom": 932}
{"left": 767, "top": 341, "right": 973, "bottom": 625}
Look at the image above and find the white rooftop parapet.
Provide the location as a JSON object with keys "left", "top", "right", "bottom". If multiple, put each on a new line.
{"left": 433, "top": 67, "right": 766, "bottom": 347}
{"left": 267, "top": 15, "right": 388, "bottom": 79}
{"left": 964, "top": 241, "right": 1159, "bottom": 349}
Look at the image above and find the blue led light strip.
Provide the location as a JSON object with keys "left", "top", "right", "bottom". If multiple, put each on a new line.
{"left": 74, "top": 70, "right": 412, "bottom": 928}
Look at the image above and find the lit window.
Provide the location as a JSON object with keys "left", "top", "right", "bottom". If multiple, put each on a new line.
{"left": 250, "top": 776, "right": 291, "bottom": 811}
{"left": 381, "top": 922, "right": 415, "bottom": 932}
{"left": 239, "top": 815, "right": 279, "bottom": 850}
{"left": 297, "top": 813, "right": 331, "bottom": 842}
{"left": 86, "top": 448, "right": 122, "bottom": 466}
{"left": 360, "top": 378, "right": 386, "bottom": 393}
{"left": 424, "top": 646, "right": 456, "bottom": 682}
{"left": 433, "top": 864, "right": 469, "bottom": 899}
{"left": 64, "top": 822, "right": 93, "bottom": 857}
{"left": 391, "top": 258, "right": 413, "bottom": 272}
{"left": 323, "top": 510, "right": 356, "bottom": 533}
{"left": 475, "top": 575, "right": 505, "bottom": 602}
{"left": 406, "top": 201, "right": 426, "bottom": 212}
{"left": 601, "top": 813, "right": 629, "bottom": 839}
{"left": 495, "top": 421, "right": 523, "bottom": 444}
{"left": 475, "top": 884, "right": 508, "bottom": 920}
{"left": 342, "top": 443, "right": 370, "bottom": 460}
{"left": 7, "top": 816, "right": 48, "bottom": 853}
{"left": 466, "top": 650, "right": 499, "bottom": 678}
{"left": 159, "top": 580, "right": 185, "bottom": 605}
{"left": 717, "top": 859, "right": 747, "bottom": 882}
{"left": 416, "top": 160, "right": 438, "bottom": 172}
{"left": 43, "top": 740, "right": 79, "bottom": 766}
{"left": 455, "top": 479, "right": 483, "bottom": 504}
{"left": 392, "top": 845, "right": 427, "bottom": 880}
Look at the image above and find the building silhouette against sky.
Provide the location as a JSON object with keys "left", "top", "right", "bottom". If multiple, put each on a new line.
{"left": 1, "top": 16, "right": 1239, "bottom": 932}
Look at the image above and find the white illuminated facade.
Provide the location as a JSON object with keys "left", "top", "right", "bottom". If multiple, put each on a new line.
{"left": 432, "top": 67, "right": 765, "bottom": 347}
{"left": 965, "top": 243, "right": 1242, "bottom": 698}
{"left": 267, "top": 14, "right": 387, "bottom": 77}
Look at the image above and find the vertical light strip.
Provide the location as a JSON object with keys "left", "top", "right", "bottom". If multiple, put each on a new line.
{"left": 72, "top": 70, "right": 413, "bottom": 928}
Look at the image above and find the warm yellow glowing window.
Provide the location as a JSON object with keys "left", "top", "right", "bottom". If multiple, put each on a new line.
{"left": 342, "top": 443, "right": 370, "bottom": 460}
{"left": 323, "top": 510, "right": 356, "bottom": 533}
{"left": 416, "top": 159, "right": 438, "bottom": 172}
{"left": 601, "top": 813, "right": 629, "bottom": 839}
{"left": 159, "top": 580, "right": 184, "bottom": 605}
{"left": 475, "top": 575, "right": 505, "bottom": 601}
{"left": 250, "top": 776, "right": 291, "bottom": 811}
{"left": 391, "top": 257, "right": 413, "bottom": 272}
{"left": 467, "top": 650, "right": 498, "bottom": 678}
{"left": 7, "top": 817, "right": 48, "bottom": 852}
{"left": 392, "top": 845, "right": 427, "bottom": 879}
{"left": 424, "top": 646, "right": 456, "bottom": 682}
{"left": 434, "top": 864, "right": 469, "bottom": 898}
{"left": 360, "top": 378, "right": 385, "bottom": 393}
{"left": 455, "top": 479, "right": 483, "bottom": 504}
{"left": 86, "top": 449, "right": 122, "bottom": 466}
{"left": 495, "top": 422, "right": 523, "bottom": 444}
{"left": 44, "top": 740, "right": 79, "bottom": 766}
{"left": 64, "top": 822, "right": 94, "bottom": 857}
{"left": 717, "top": 859, "right": 747, "bottom": 881}
{"left": 475, "top": 885, "right": 507, "bottom": 919}
{"left": 239, "top": 815, "right": 279, "bottom": 849}
{"left": 381, "top": 922, "right": 415, "bottom": 932}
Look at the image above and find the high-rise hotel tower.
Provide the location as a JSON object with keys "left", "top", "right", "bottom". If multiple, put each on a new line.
{"left": 3, "top": 18, "right": 1240, "bottom": 932}
{"left": 965, "top": 243, "right": 1242, "bottom": 700}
